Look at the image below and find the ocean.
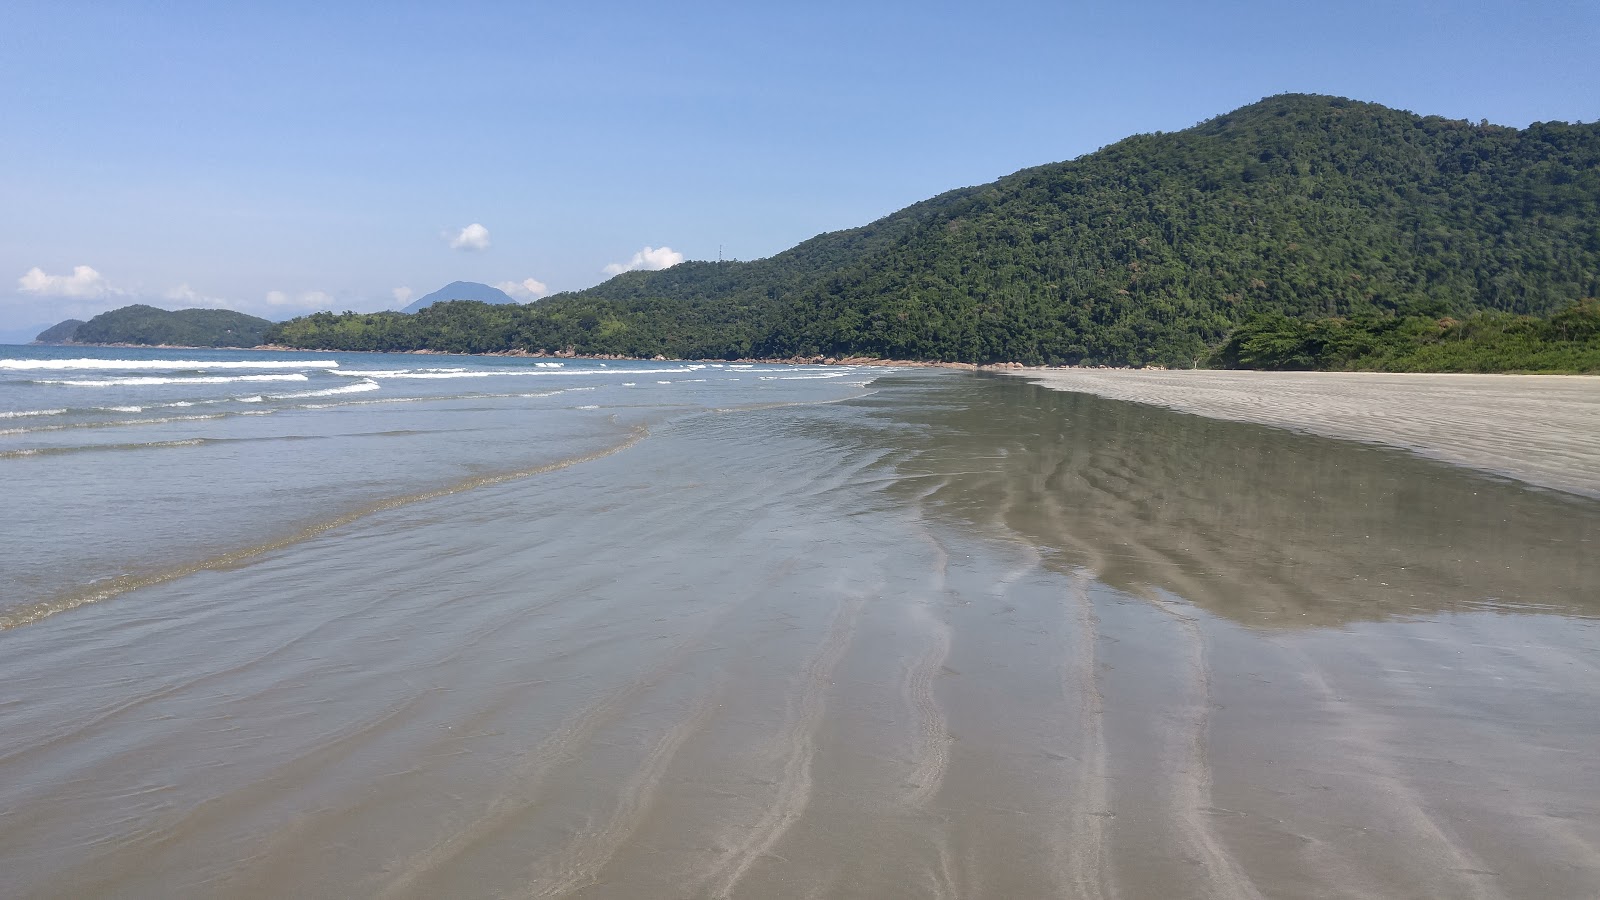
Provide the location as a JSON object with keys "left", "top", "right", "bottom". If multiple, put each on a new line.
{"left": 0, "top": 347, "right": 882, "bottom": 629}
{"left": 2, "top": 345, "right": 1598, "bottom": 898}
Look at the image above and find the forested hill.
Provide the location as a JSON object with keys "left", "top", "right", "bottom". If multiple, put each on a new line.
{"left": 33, "top": 319, "right": 85, "bottom": 343}
{"left": 268, "top": 94, "right": 1600, "bottom": 367}
{"left": 60, "top": 305, "right": 274, "bottom": 348}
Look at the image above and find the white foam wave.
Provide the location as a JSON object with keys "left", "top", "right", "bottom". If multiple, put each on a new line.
{"left": 103, "top": 405, "right": 144, "bottom": 412}
{"left": 576, "top": 404, "right": 600, "bottom": 410}
{"left": 269, "top": 380, "right": 381, "bottom": 400}
{"left": 760, "top": 373, "right": 847, "bottom": 380}
{"left": 338, "top": 367, "right": 694, "bottom": 379}
{"left": 535, "top": 362, "right": 564, "bottom": 368}
{"left": 332, "top": 367, "right": 465, "bottom": 378}
{"left": 0, "top": 408, "right": 67, "bottom": 419}
{"left": 2, "top": 413, "right": 230, "bottom": 435}
{"left": 36, "top": 374, "right": 310, "bottom": 387}
{"left": 0, "top": 358, "right": 338, "bottom": 371}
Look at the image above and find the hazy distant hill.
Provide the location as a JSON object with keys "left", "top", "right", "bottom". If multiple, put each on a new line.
{"left": 32, "top": 319, "right": 84, "bottom": 343}
{"left": 270, "top": 94, "right": 1600, "bottom": 369}
{"left": 66, "top": 305, "right": 274, "bottom": 348}
{"left": 401, "top": 281, "right": 517, "bottom": 313}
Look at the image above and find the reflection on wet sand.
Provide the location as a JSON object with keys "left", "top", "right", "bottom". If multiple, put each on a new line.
{"left": 881, "top": 377, "right": 1600, "bottom": 626}
{"left": 0, "top": 374, "right": 1596, "bottom": 899}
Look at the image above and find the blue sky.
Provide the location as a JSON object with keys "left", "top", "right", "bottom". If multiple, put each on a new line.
{"left": 3, "top": 0, "right": 1596, "bottom": 334}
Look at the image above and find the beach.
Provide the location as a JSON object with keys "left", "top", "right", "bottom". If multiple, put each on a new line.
{"left": 1003, "top": 368, "right": 1600, "bottom": 498}
{"left": 2, "top": 350, "right": 1598, "bottom": 898}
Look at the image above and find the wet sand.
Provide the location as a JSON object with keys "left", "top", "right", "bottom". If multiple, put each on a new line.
{"left": 2, "top": 374, "right": 1598, "bottom": 898}
{"left": 1004, "top": 368, "right": 1600, "bottom": 498}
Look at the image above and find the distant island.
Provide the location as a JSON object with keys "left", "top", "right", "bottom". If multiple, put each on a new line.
{"left": 38, "top": 305, "right": 274, "bottom": 348}
{"left": 28, "top": 281, "right": 520, "bottom": 350}
{"left": 400, "top": 281, "right": 518, "bottom": 314}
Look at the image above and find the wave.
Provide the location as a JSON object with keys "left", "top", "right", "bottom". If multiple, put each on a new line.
{"left": 333, "top": 367, "right": 696, "bottom": 379}
{"left": 331, "top": 368, "right": 465, "bottom": 377}
{"left": 0, "top": 437, "right": 218, "bottom": 459}
{"left": 0, "top": 404, "right": 244, "bottom": 430}
{"left": 358, "top": 370, "right": 494, "bottom": 379}
{"left": 0, "top": 413, "right": 232, "bottom": 436}
{"left": 0, "top": 384, "right": 576, "bottom": 436}
{"left": 0, "top": 408, "right": 67, "bottom": 419}
{"left": 35, "top": 374, "right": 311, "bottom": 387}
{"left": 0, "top": 358, "right": 338, "bottom": 371}
{"left": 269, "top": 381, "right": 381, "bottom": 400}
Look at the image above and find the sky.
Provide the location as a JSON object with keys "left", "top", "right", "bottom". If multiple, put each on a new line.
{"left": 2, "top": 0, "right": 1596, "bottom": 335}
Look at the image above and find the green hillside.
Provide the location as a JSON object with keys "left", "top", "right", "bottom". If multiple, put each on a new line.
{"left": 72, "top": 305, "right": 275, "bottom": 348}
{"left": 34, "top": 319, "right": 85, "bottom": 343}
{"left": 268, "top": 94, "right": 1600, "bottom": 368}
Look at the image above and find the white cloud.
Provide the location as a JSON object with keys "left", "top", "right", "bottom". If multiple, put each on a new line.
{"left": 602, "top": 245, "right": 685, "bottom": 276}
{"left": 164, "top": 284, "right": 231, "bottom": 308}
{"left": 495, "top": 277, "right": 550, "bottom": 301}
{"left": 18, "top": 265, "right": 121, "bottom": 299}
{"left": 392, "top": 286, "right": 414, "bottom": 306}
{"left": 265, "top": 290, "right": 334, "bottom": 311}
{"left": 448, "top": 223, "right": 491, "bottom": 251}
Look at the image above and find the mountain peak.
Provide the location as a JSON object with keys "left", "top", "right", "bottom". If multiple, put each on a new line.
{"left": 402, "top": 281, "right": 517, "bottom": 314}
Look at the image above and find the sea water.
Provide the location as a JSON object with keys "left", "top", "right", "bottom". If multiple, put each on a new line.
{"left": 0, "top": 346, "right": 882, "bottom": 628}
{"left": 3, "top": 347, "right": 1598, "bottom": 899}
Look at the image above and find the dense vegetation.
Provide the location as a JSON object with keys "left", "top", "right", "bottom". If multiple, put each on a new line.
{"left": 1212, "top": 298, "right": 1600, "bottom": 372}
{"left": 269, "top": 94, "right": 1600, "bottom": 369}
{"left": 33, "top": 319, "right": 84, "bottom": 343}
{"left": 66, "top": 305, "right": 274, "bottom": 348}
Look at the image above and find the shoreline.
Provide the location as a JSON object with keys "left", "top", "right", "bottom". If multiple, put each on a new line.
{"left": 22, "top": 341, "right": 1599, "bottom": 377}
{"left": 18, "top": 341, "right": 976, "bottom": 368}
{"left": 1005, "top": 367, "right": 1600, "bottom": 498}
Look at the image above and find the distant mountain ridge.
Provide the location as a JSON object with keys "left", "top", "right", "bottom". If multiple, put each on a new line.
{"left": 267, "top": 94, "right": 1600, "bottom": 369}
{"left": 44, "top": 305, "right": 274, "bottom": 348}
{"left": 401, "top": 281, "right": 517, "bottom": 313}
